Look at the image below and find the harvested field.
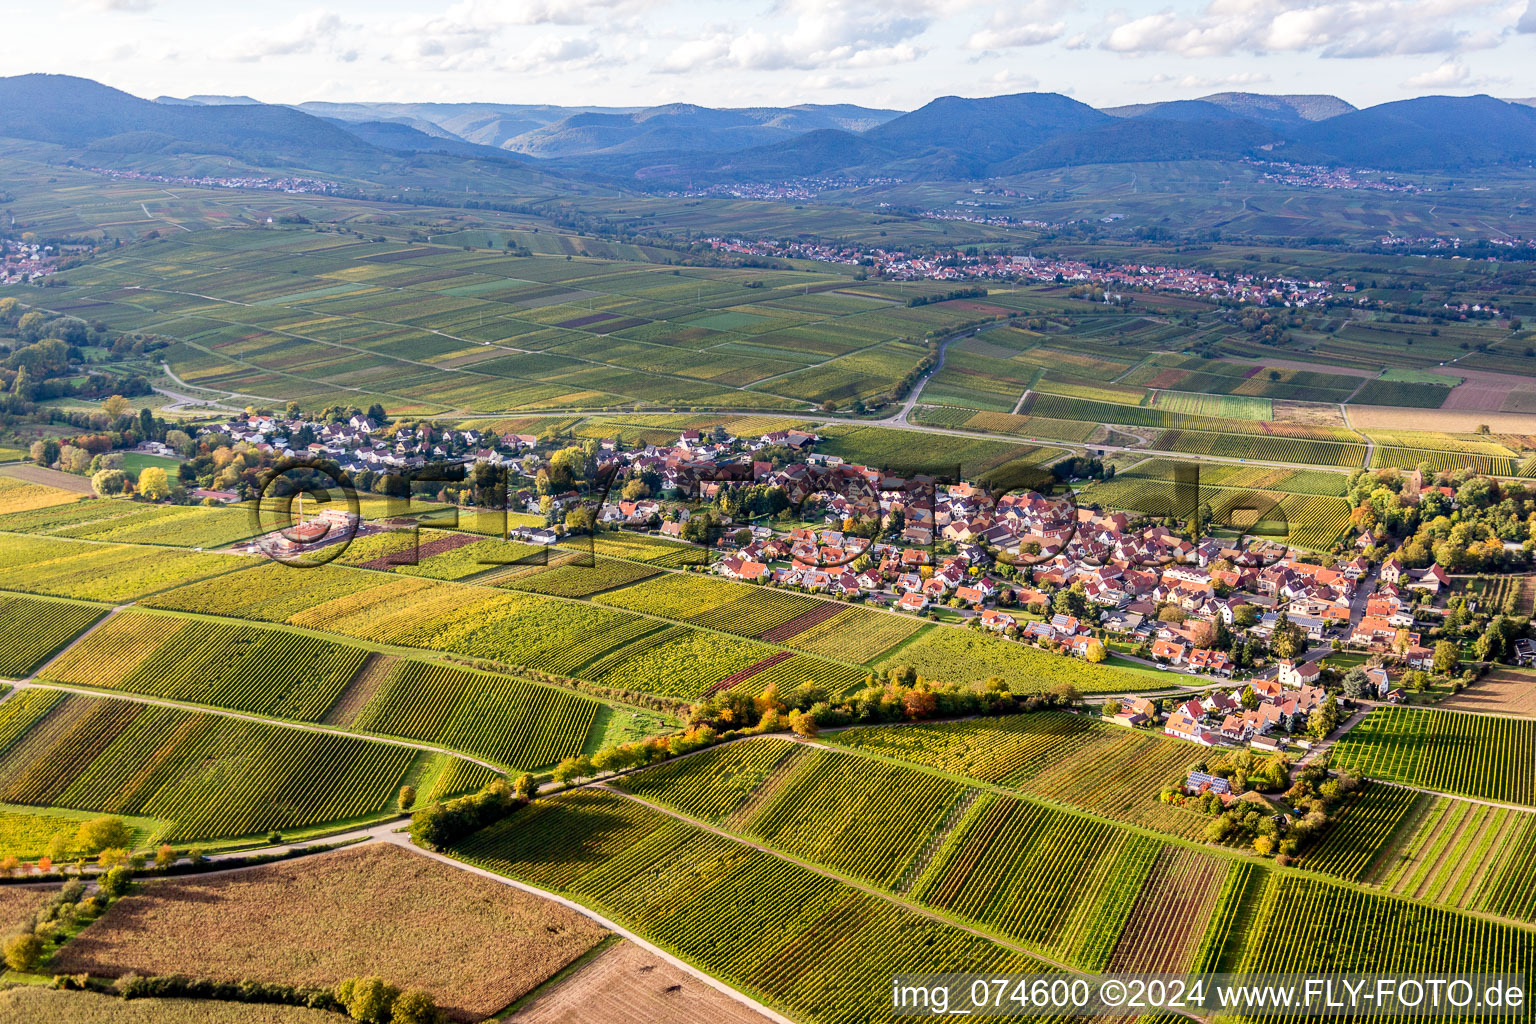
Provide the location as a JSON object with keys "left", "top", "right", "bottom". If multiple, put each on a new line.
{"left": 51, "top": 843, "right": 608, "bottom": 1022}
{"left": 507, "top": 939, "right": 777, "bottom": 1024}
{"left": 0, "top": 884, "right": 49, "bottom": 933}
{"left": 0, "top": 989, "right": 346, "bottom": 1024}
{"left": 1440, "top": 669, "right": 1536, "bottom": 718}
{"left": 1345, "top": 405, "right": 1536, "bottom": 434}
{"left": 0, "top": 463, "right": 97, "bottom": 494}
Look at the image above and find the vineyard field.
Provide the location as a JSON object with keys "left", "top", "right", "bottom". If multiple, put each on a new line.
{"left": 875, "top": 628, "right": 1150, "bottom": 693}
{"left": 0, "top": 693, "right": 426, "bottom": 841}
{"left": 0, "top": 595, "right": 105, "bottom": 678}
{"left": 1297, "top": 782, "right": 1419, "bottom": 882}
{"left": 44, "top": 610, "right": 369, "bottom": 721}
{"left": 351, "top": 660, "right": 598, "bottom": 769}
{"left": 454, "top": 789, "right": 1052, "bottom": 1024}
{"left": 831, "top": 713, "right": 1208, "bottom": 838}
{"left": 1238, "top": 874, "right": 1533, "bottom": 989}
{"left": 911, "top": 790, "right": 1171, "bottom": 969}
{"left": 1329, "top": 707, "right": 1536, "bottom": 807}
{"left": 1365, "top": 795, "right": 1536, "bottom": 924}
{"left": 738, "top": 746, "right": 968, "bottom": 889}
{"left": 615, "top": 737, "right": 806, "bottom": 825}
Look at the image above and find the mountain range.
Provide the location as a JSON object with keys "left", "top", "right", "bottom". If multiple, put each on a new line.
{"left": 6, "top": 75, "right": 1536, "bottom": 190}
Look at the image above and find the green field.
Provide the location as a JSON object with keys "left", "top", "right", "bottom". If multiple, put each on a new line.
{"left": 0, "top": 691, "right": 436, "bottom": 841}
{"left": 1329, "top": 707, "right": 1536, "bottom": 807}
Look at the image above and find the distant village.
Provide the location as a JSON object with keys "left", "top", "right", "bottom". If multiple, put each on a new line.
{"left": 0, "top": 240, "right": 60, "bottom": 286}
{"left": 703, "top": 237, "right": 1349, "bottom": 307}
{"left": 198, "top": 411, "right": 1503, "bottom": 755}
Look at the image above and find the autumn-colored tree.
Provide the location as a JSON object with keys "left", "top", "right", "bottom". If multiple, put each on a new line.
{"left": 136, "top": 466, "right": 172, "bottom": 500}
{"left": 102, "top": 394, "right": 132, "bottom": 417}
{"left": 903, "top": 687, "right": 937, "bottom": 719}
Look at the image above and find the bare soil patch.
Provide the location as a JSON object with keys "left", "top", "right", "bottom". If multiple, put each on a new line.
{"left": 1440, "top": 669, "right": 1536, "bottom": 718}
{"left": 507, "top": 939, "right": 776, "bottom": 1024}
{"left": 1272, "top": 401, "right": 1347, "bottom": 426}
{"left": 0, "top": 885, "right": 51, "bottom": 933}
{"left": 0, "top": 463, "right": 96, "bottom": 493}
{"left": 1345, "top": 406, "right": 1536, "bottom": 433}
{"left": 51, "top": 843, "right": 607, "bottom": 1022}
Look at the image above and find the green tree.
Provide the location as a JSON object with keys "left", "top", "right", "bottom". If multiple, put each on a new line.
{"left": 1101, "top": 698, "right": 1121, "bottom": 717}
{"left": 2, "top": 931, "right": 43, "bottom": 971}
{"left": 74, "top": 816, "right": 131, "bottom": 855}
{"left": 1432, "top": 640, "right": 1460, "bottom": 675}
{"left": 91, "top": 469, "right": 128, "bottom": 496}
{"left": 551, "top": 755, "right": 593, "bottom": 786}
{"left": 391, "top": 988, "right": 443, "bottom": 1024}
{"left": 337, "top": 977, "right": 400, "bottom": 1024}
{"left": 397, "top": 785, "right": 416, "bottom": 812}
{"left": 100, "top": 865, "right": 131, "bottom": 898}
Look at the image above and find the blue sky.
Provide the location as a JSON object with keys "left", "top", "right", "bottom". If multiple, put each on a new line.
{"left": 5, "top": 0, "right": 1535, "bottom": 110}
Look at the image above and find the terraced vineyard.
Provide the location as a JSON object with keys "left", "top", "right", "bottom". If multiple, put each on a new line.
{"left": 1329, "top": 707, "right": 1536, "bottom": 807}
{"left": 350, "top": 660, "right": 598, "bottom": 769}
{"left": 0, "top": 595, "right": 104, "bottom": 678}
{"left": 831, "top": 713, "right": 1208, "bottom": 837}
{"left": 454, "top": 789, "right": 1054, "bottom": 1024}
{"left": 0, "top": 692, "right": 427, "bottom": 841}
{"left": 44, "top": 610, "right": 369, "bottom": 720}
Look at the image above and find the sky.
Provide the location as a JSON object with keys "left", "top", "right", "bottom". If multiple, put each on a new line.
{"left": 3, "top": 0, "right": 1535, "bottom": 111}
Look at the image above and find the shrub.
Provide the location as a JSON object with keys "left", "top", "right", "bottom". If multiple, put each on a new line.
{"left": 3, "top": 931, "right": 43, "bottom": 971}
{"left": 408, "top": 779, "right": 523, "bottom": 851}
{"left": 397, "top": 785, "right": 416, "bottom": 811}
{"left": 392, "top": 988, "right": 444, "bottom": 1024}
{"left": 337, "top": 976, "right": 400, "bottom": 1024}
{"left": 100, "top": 866, "right": 131, "bottom": 899}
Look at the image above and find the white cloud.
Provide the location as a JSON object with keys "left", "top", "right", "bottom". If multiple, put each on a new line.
{"left": 1142, "top": 70, "right": 1273, "bottom": 87}
{"left": 1405, "top": 57, "right": 1470, "bottom": 85}
{"left": 654, "top": 0, "right": 932, "bottom": 74}
{"left": 222, "top": 10, "right": 352, "bottom": 63}
{"left": 985, "top": 68, "right": 1041, "bottom": 90}
{"left": 967, "top": 22, "right": 1065, "bottom": 49}
{"left": 83, "top": 0, "right": 154, "bottom": 10}
{"left": 1101, "top": 0, "right": 1513, "bottom": 59}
